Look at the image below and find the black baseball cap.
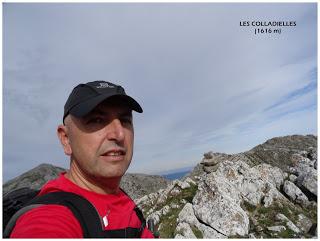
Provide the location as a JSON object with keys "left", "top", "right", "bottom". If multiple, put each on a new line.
{"left": 63, "top": 80, "right": 143, "bottom": 122}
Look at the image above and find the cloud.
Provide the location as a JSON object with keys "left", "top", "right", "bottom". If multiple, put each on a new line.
{"left": 3, "top": 3, "right": 317, "bottom": 181}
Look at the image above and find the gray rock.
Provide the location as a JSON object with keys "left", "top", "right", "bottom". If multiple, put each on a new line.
{"left": 256, "top": 226, "right": 263, "bottom": 232}
{"left": 308, "top": 147, "right": 317, "bottom": 161}
{"left": 296, "top": 169, "right": 318, "bottom": 196}
{"left": 290, "top": 154, "right": 316, "bottom": 179}
{"left": 193, "top": 172, "right": 249, "bottom": 237}
{"left": 255, "top": 164, "right": 286, "bottom": 190}
{"left": 283, "top": 180, "right": 309, "bottom": 206}
{"left": 170, "top": 187, "right": 182, "bottom": 195}
{"left": 201, "top": 152, "right": 231, "bottom": 167}
{"left": 175, "top": 222, "right": 197, "bottom": 238}
{"left": 222, "top": 161, "right": 285, "bottom": 207}
{"left": 296, "top": 214, "right": 313, "bottom": 233}
{"left": 275, "top": 213, "right": 301, "bottom": 233}
{"left": 299, "top": 170, "right": 317, "bottom": 196}
{"left": 251, "top": 217, "right": 259, "bottom": 226}
{"left": 204, "top": 165, "right": 219, "bottom": 173}
{"left": 174, "top": 233, "right": 187, "bottom": 239}
{"left": 262, "top": 186, "right": 285, "bottom": 207}
{"left": 177, "top": 203, "right": 225, "bottom": 238}
{"left": 267, "top": 226, "right": 286, "bottom": 232}
{"left": 185, "top": 177, "right": 197, "bottom": 185}
{"left": 186, "top": 164, "right": 205, "bottom": 179}
{"left": 193, "top": 157, "right": 291, "bottom": 236}
{"left": 203, "top": 151, "right": 215, "bottom": 159}
{"left": 289, "top": 174, "right": 298, "bottom": 183}
{"left": 175, "top": 180, "right": 191, "bottom": 190}
{"left": 286, "top": 221, "right": 301, "bottom": 234}
{"left": 147, "top": 205, "right": 171, "bottom": 226}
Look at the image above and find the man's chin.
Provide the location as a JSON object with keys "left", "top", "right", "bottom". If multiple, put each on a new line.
{"left": 96, "top": 168, "right": 127, "bottom": 180}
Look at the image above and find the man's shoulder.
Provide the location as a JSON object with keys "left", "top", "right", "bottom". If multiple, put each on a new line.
{"left": 10, "top": 204, "right": 82, "bottom": 238}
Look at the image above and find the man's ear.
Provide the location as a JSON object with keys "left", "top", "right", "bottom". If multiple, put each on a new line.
{"left": 57, "top": 124, "right": 72, "bottom": 156}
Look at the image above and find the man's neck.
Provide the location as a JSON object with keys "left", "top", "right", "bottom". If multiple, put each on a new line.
{"left": 66, "top": 164, "right": 121, "bottom": 195}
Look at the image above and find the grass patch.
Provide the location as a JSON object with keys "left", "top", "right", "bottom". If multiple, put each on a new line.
{"left": 242, "top": 200, "right": 256, "bottom": 213}
{"left": 165, "top": 183, "right": 198, "bottom": 205}
{"left": 191, "top": 225, "right": 203, "bottom": 238}
{"left": 244, "top": 153, "right": 263, "bottom": 167}
{"left": 301, "top": 204, "right": 317, "bottom": 224}
{"left": 257, "top": 206, "right": 270, "bottom": 215}
{"left": 158, "top": 207, "right": 181, "bottom": 238}
{"left": 251, "top": 200, "right": 317, "bottom": 238}
{"left": 277, "top": 228, "right": 297, "bottom": 238}
{"left": 258, "top": 216, "right": 273, "bottom": 227}
{"left": 156, "top": 183, "right": 198, "bottom": 238}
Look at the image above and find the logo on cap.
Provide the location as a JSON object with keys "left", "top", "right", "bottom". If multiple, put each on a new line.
{"left": 96, "top": 82, "right": 115, "bottom": 89}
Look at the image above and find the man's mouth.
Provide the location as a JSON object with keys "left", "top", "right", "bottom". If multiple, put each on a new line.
{"left": 102, "top": 149, "right": 126, "bottom": 156}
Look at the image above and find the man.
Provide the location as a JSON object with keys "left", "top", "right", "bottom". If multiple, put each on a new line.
{"left": 10, "top": 80, "right": 154, "bottom": 238}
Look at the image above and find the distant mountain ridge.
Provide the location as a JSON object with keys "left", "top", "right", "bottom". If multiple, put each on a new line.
{"left": 3, "top": 164, "right": 170, "bottom": 200}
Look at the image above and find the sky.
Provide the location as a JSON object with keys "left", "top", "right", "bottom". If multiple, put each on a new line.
{"left": 3, "top": 3, "right": 317, "bottom": 181}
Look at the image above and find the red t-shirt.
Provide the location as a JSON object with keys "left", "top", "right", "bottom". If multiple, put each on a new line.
{"left": 10, "top": 173, "right": 154, "bottom": 238}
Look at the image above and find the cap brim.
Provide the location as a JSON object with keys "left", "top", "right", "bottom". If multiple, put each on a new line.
{"left": 69, "top": 93, "right": 143, "bottom": 118}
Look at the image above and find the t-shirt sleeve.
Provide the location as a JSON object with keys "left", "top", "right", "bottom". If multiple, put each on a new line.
{"left": 10, "top": 205, "right": 83, "bottom": 238}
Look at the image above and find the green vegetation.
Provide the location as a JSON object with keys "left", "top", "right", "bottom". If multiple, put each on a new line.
{"left": 158, "top": 207, "right": 182, "bottom": 238}
{"left": 277, "top": 228, "right": 298, "bottom": 238}
{"left": 243, "top": 200, "right": 317, "bottom": 239}
{"left": 143, "top": 182, "right": 198, "bottom": 238}
{"left": 242, "top": 200, "right": 256, "bottom": 213}
{"left": 165, "top": 182, "right": 198, "bottom": 205}
{"left": 257, "top": 206, "right": 268, "bottom": 214}
{"left": 160, "top": 183, "right": 198, "bottom": 238}
{"left": 191, "top": 225, "right": 203, "bottom": 238}
{"left": 244, "top": 153, "right": 262, "bottom": 167}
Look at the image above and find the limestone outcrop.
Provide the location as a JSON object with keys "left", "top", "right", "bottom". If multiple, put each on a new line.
{"left": 137, "top": 135, "right": 317, "bottom": 238}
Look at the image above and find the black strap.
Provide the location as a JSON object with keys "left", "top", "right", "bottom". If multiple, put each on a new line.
{"left": 102, "top": 227, "right": 144, "bottom": 238}
{"left": 5, "top": 191, "right": 146, "bottom": 238}
{"left": 97, "top": 206, "right": 146, "bottom": 238}
{"left": 25, "top": 192, "right": 104, "bottom": 238}
{"left": 3, "top": 188, "right": 40, "bottom": 232}
{"left": 134, "top": 206, "right": 146, "bottom": 229}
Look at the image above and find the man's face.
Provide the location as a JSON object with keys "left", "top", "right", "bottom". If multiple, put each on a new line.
{"left": 63, "top": 99, "right": 134, "bottom": 181}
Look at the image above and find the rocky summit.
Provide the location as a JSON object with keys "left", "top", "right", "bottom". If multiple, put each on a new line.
{"left": 136, "top": 134, "right": 317, "bottom": 238}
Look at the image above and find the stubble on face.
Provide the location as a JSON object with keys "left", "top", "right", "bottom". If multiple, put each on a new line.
{"left": 63, "top": 102, "right": 134, "bottom": 193}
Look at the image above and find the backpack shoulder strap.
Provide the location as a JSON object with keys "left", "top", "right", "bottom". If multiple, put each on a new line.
{"left": 3, "top": 187, "right": 40, "bottom": 231}
{"left": 4, "top": 191, "right": 104, "bottom": 238}
{"left": 3, "top": 204, "right": 42, "bottom": 238}
{"left": 134, "top": 206, "right": 146, "bottom": 229}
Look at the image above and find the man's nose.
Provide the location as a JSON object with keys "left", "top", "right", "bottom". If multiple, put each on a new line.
{"left": 106, "top": 118, "right": 125, "bottom": 141}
